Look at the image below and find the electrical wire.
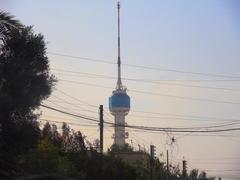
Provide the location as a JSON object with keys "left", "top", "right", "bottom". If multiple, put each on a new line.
{"left": 58, "top": 79, "right": 240, "bottom": 105}
{"left": 48, "top": 52, "right": 240, "bottom": 79}
{"left": 131, "top": 110, "right": 240, "bottom": 122}
{"left": 52, "top": 68, "right": 240, "bottom": 91}
{"left": 40, "top": 104, "right": 240, "bottom": 133}
{"left": 39, "top": 118, "right": 98, "bottom": 127}
{"left": 50, "top": 94, "right": 98, "bottom": 114}
{"left": 55, "top": 88, "right": 98, "bottom": 108}
{"left": 43, "top": 93, "right": 240, "bottom": 123}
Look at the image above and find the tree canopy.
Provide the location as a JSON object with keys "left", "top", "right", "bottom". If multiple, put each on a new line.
{"left": 0, "top": 11, "right": 23, "bottom": 50}
{"left": 0, "top": 20, "right": 55, "bottom": 178}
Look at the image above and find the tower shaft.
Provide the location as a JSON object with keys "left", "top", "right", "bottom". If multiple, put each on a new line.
{"left": 117, "top": 1, "right": 122, "bottom": 90}
{"left": 114, "top": 112, "right": 126, "bottom": 145}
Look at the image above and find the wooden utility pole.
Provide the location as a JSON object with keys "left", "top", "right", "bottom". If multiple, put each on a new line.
{"left": 99, "top": 105, "right": 103, "bottom": 154}
{"left": 167, "top": 150, "right": 169, "bottom": 180}
{"left": 99, "top": 105, "right": 104, "bottom": 180}
{"left": 182, "top": 160, "right": 187, "bottom": 179}
{"left": 150, "top": 145, "right": 155, "bottom": 180}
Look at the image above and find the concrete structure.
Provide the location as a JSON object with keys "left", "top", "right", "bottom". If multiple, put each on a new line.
{"left": 109, "top": 1, "right": 130, "bottom": 146}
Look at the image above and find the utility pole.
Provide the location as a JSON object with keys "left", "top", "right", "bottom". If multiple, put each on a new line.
{"left": 99, "top": 105, "right": 104, "bottom": 180}
{"left": 99, "top": 105, "right": 104, "bottom": 154}
{"left": 167, "top": 150, "right": 169, "bottom": 180}
{"left": 182, "top": 160, "right": 187, "bottom": 179}
{"left": 150, "top": 145, "right": 156, "bottom": 180}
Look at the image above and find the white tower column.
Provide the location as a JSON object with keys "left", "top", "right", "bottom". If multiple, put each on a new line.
{"left": 114, "top": 112, "right": 126, "bottom": 146}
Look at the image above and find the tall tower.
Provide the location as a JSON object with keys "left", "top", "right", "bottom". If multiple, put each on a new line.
{"left": 109, "top": 1, "right": 130, "bottom": 147}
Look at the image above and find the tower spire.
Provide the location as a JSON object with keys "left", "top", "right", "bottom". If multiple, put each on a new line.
{"left": 116, "top": 0, "right": 122, "bottom": 90}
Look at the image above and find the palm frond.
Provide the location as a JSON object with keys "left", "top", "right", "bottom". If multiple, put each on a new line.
{"left": 0, "top": 11, "right": 22, "bottom": 30}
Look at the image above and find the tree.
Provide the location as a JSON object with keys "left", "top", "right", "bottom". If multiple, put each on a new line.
{"left": 61, "top": 122, "right": 86, "bottom": 152}
{"left": 189, "top": 169, "right": 199, "bottom": 180}
{"left": 188, "top": 169, "right": 215, "bottom": 180}
{"left": 0, "top": 25, "right": 55, "bottom": 150}
{"left": 17, "top": 138, "right": 78, "bottom": 179}
{"left": 42, "top": 122, "right": 62, "bottom": 146}
{"left": 0, "top": 11, "right": 22, "bottom": 49}
{"left": 0, "top": 24, "right": 55, "bottom": 178}
{"left": 109, "top": 143, "right": 134, "bottom": 153}
{"left": 198, "top": 171, "right": 207, "bottom": 180}
{"left": 0, "top": 11, "right": 22, "bottom": 31}
{"left": 0, "top": 26, "right": 55, "bottom": 111}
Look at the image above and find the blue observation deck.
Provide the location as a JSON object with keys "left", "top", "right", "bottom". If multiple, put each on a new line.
{"left": 109, "top": 91, "right": 130, "bottom": 112}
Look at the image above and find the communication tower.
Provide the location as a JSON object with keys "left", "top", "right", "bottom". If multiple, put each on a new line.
{"left": 109, "top": 1, "right": 130, "bottom": 146}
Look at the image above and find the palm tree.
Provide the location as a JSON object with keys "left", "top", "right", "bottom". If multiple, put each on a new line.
{"left": 0, "top": 11, "right": 22, "bottom": 32}
{"left": 0, "top": 11, "right": 22, "bottom": 47}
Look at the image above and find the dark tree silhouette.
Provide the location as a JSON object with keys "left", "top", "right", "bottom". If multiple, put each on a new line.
{"left": 0, "top": 25, "right": 55, "bottom": 178}
{"left": 0, "top": 11, "right": 22, "bottom": 31}
{"left": 0, "top": 11, "right": 23, "bottom": 49}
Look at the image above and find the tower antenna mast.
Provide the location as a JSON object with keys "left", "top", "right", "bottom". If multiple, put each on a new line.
{"left": 117, "top": 0, "right": 123, "bottom": 90}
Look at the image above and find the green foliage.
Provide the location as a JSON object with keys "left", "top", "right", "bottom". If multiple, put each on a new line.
{"left": 13, "top": 121, "right": 217, "bottom": 180}
{"left": 17, "top": 138, "right": 78, "bottom": 179}
{"left": 0, "top": 25, "right": 55, "bottom": 154}
{"left": 0, "top": 26, "right": 55, "bottom": 112}
{"left": 0, "top": 10, "right": 23, "bottom": 49}
{"left": 187, "top": 169, "right": 215, "bottom": 180}
{"left": 109, "top": 143, "right": 134, "bottom": 153}
{"left": 0, "top": 11, "right": 22, "bottom": 32}
{"left": 131, "top": 160, "right": 149, "bottom": 180}
{"left": 103, "top": 155, "right": 137, "bottom": 180}
{"left": 189, "top": 169, "right": 199, "bottom": 180}
{"left": 17, "top": 122, "right": 139, "bottom": 180}
{"left": 153, "top": 158, "right": 168, "bottom": 180}
{"left": 0, "top": 16, "right": 55, "bottom": 179}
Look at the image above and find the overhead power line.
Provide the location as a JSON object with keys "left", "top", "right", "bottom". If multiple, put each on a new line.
{"left": 128, "top": 114, "right": 240, "bottom": 122}
{"left": 59, "top": 79, "right": 240, "bottom": 105}
{"left": 48, "top": 88, "right": 240, "bottom": 123}
{"left": 53, "top": 68, "right": 236, "bottom": 83}
{"left": 40, "top": 104, "right": 240, "bottom": 133}
{"left": 42, "top": 102, "right": 240, "bottom": 129}
{"left": 48, "top": 52, "right": 114, "bottom": 65}
{"left": 48, "top": 52, "right": 240, "bottom": 79}
{"left": 52, "top": 68, "right": 240, "bottom": 91}
{"left": 128, "top": 129, "right": 240, "bottom": 137}
{"left": 183, "top": 157, "right": 240, "bottom": 160}
{"left": 40, "top": 104, "right": 99, "bottom": 123}
{"left": 56, "top": 88, "right": 98, "bottom": 108}
{"left": 124, "top": 63, "right": 240, "bottom": 79}
{"left": 46, "top": 90, "right": 240, "bottom": 122}
{"left": 205, "top": 169, "right": 240, "bottom": 172}
{"left": 39, "top": 118, "right": 98, "bottom": 127}
{"left": 40, "top": 114, "right": 97, "bottom": 124}
{"left": 51, "top": 94, "right": 97, "bottom": 114}
{"left": 42, "top": 101, "right": 240, "bottom": 129}
{"left": 134, "top": 121, "right": 240, "bottom": 129}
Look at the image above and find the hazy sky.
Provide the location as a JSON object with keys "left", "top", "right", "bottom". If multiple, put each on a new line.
{"left": 1, "top": 0, "right": 240, "bottom": 179}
